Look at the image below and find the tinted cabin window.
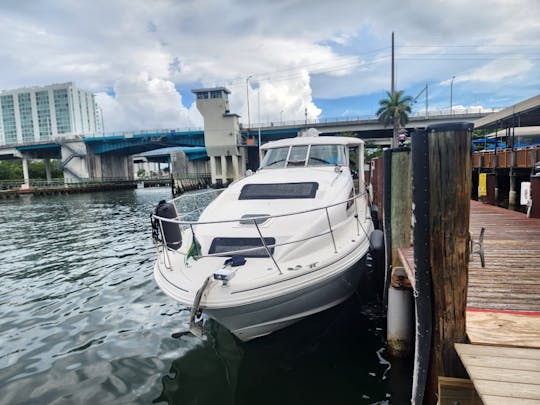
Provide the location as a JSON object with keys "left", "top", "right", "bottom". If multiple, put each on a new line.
{"left": 287, "top": 145, "right": 308, "bottom": 167}
{"left": 308, "top": 145, "right": 346, "bottom": 166}
{"left": 209, "top": 237, "right": 275, "bottom": 257}
{"left": 239, "top": 182, "right": 319, "bottom": 200}
{"left": 261, "top": 147, "right": 289, "bottom": 168}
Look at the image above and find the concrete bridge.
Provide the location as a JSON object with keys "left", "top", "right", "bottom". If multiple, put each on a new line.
{"left": 251, "top": 110, "right": 493, "bottom": 145}
{"left": 0, "top": 110, "right": 493, "bottom": 186}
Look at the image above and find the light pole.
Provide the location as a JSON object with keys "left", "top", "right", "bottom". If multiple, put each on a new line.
{"left": 246, "top": 75, "right": 253, "bottom": 131}
{"left": 257, "top": 86, "right": 261, "bottom": 124}
{"left": 280, "top": 110, "right": 283, "bottom": 125}
{"left": 450, "top": 75, "right": 455, "bottom": 114}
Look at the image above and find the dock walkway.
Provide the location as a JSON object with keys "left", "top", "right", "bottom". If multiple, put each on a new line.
{"left": 399, "top": 200, "right": 540, "bottom": 347}
{"left": 398, "top": 200, "right": 540, "bottom": 403}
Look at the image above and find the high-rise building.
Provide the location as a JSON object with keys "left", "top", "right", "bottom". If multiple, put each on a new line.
{"left": 0, "top": 82, "right": 98, "bottom": 145}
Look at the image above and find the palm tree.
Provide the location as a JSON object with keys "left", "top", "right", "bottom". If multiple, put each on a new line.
{"left": 376, "top": 90, "right": 413, "bottom": 148}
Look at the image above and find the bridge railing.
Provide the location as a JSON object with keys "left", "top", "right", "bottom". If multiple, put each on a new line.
{"left": 243, "top": 108, "right": 501, "bottom": 130}
{"left": 98, "top": 127, "right": 204, "bottom": 138}
{"left": 0, "top": 109, "right": 503, "bottom": 149}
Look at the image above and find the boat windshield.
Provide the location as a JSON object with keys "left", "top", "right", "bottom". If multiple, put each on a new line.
{"left": 261, "top": 144, "right": 347, "bottom": 169}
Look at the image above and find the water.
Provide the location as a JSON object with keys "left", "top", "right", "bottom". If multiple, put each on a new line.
{"left": 0, "top": 188, "right": 411, "bottom": 404}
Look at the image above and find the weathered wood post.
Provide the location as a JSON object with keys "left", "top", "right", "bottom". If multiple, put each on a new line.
{"left": 509, "top": 152, "right": 517, "bottom": 210}
{"left": 383, "top": 148, "right": 414, "bottom": 356}
{"left": 411, "top": 123, "right": 472, "bottom": 405}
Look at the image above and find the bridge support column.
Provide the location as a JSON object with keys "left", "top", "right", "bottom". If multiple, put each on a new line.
{"left": 45, "top": 159, "right": 52, "bottom": 184}
{"left": 22, "top": 158, "right": 30, "bottom": 189}
{"left": 99, "top": 154, "right": 133, "bottom": 181}
{"left": 221, "top": 157, "right": 228, "bottom": 185}
{"left": 232, "top": 154, "right": 240, "bottom": 179}
{"left": 209, "top": 157, "right": 217, "bottom": 185}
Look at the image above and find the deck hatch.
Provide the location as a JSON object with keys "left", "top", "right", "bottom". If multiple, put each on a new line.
{"left": 239, "top": 182, "right": 318, "bottom": 200}
{"left": 209, "top": 237, "right": 276, "bottom": 257}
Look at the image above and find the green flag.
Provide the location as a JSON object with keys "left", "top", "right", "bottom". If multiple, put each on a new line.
{"left": 185, "top": 234, "right": 202, "bottom": 265}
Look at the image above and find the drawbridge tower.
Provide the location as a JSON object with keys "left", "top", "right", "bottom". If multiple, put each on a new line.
{"left": 192, "top": 87, "right": 245, "bottom": 185}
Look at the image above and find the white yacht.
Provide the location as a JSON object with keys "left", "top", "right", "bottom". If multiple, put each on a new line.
{"left": 151, "top": 135, "right": 376, "bottom": 341}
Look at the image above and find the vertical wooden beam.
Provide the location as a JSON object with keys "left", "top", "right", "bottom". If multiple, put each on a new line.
{"left": 390, "top": 149, "right": 412, "bottom": 269}
{"left": 386, "top": 148, "right": 413, "bottom": 357}
{"left": 412, "top": 123, "right": 472, "bottom": 404}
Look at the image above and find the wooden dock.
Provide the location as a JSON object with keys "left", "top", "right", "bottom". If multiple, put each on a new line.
{"left": 455, "top": 343, "right": 540, "bottom": 404}
{"left": 399, "top": 200, "right": 540, "bottom": 347}
{"left": 398, "top": 200, "right": 540, "bottom": 403}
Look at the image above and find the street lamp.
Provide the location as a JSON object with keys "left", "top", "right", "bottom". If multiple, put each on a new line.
{"left": 450, "top": 75, "right": 456, "bottom": 114}
{"left": 246, "top": 75, "right": 253, "bottom": 131}
{"left": 280, "top": 110, "right": 283, "bottom": 125}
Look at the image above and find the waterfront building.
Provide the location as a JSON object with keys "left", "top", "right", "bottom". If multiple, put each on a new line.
{"left": 0, "top": 82, "right": 98, "bottom": 145}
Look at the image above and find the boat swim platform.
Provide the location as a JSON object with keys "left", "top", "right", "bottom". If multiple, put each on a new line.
{"left": 399, "top": 200, "right": 540, "bottom": 404}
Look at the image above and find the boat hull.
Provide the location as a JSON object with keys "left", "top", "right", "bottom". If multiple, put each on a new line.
{"left": 204, "top": 255, "right": 368, "bottom": 341}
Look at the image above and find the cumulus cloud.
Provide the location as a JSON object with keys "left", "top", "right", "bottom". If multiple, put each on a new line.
{"left": 451, "top": 58, "right": 534, "bottom": 84}
{"left": 0, "top": 0, "right": 538, "bottom": 128}
{"left": 95, "top": 73, "right": 202, "bottom": 132}
{"left": 230, "top": 70, "right": 322, "bottom": 125}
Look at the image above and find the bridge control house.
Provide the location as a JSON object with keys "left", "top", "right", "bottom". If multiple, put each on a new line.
{"left": 192, "top": 87, "right": 245, "bottom": 185}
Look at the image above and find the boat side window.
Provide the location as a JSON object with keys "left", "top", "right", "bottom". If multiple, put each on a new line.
{"left": 287, "top": 145, "right": 309, "bottom": 167}
{"left": 308, "top": 145, "right": 346, "bottom": 166}
{"left": 261, "top": 147, "right": 289, "bottom": 168}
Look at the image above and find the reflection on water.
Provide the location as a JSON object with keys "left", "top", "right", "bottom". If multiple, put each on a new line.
{"left": 0, "top": 188, "right": 411, "bottom": 404}
{"left": 155, "top": 297, "right": 406, "bottom": 405}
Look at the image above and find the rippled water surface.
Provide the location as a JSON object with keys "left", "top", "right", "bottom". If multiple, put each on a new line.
{"left": 0, "top": 188, "right": 411, "bottom": 404}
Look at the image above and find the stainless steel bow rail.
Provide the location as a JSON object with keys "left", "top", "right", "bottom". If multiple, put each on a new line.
{"left": 152, "top": 189, "right": 372, "bottom": 275}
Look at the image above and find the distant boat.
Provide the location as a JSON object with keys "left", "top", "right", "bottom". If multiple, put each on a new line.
{"left": 151, "top": 135, "right": 378, "bottom": 341}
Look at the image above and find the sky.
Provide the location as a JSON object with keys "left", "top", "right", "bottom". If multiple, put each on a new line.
{"left": 0, "top": 0, "right": 539, "bottom": 132}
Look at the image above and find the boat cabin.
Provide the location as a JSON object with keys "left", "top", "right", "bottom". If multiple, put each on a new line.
{"left": 259, "top": 136, "right": 363, "bottom": 179}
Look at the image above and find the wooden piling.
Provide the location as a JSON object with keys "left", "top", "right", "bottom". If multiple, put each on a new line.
{"left": 383, "top": 148, "right": 414, "bottom": 356}
{"left": 390, "top": 149, "right": 412, "bottom": 270}
{"left": 411, "top": 123, "right": 473, "bottom": 404}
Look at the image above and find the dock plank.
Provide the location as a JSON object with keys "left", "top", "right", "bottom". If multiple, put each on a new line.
{"left": 455, "top": 344, "right": 540, "bottom": 359}
{"left": 465, "top": 366, "right": 540, "bottom": 385}
{"left": 466, "top": 201, "right": 540, "bottom": 348}
{"left": 481, "top": 396, "right": 540, "bottom": 405}
{"left": 473, "top": 380, "right": 540, "bottom": 401}
{"left": 456, "top": 343, "right": 540, "bottom": 405}
{"left": 399, "top": 201, "right": 540, "bottom": 346}
{"left": 466, "top": 311, "right": 540, "bottom": 348}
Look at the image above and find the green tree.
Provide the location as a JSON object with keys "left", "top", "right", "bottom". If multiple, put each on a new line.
{"left": 376, "top": 90, "right": 413, "bottom": 148}
{"left": 0, "top": 160, "right": 62, "bottom": 180}
{"left": 364, "top": 144, "right": 384, "bottom": 163}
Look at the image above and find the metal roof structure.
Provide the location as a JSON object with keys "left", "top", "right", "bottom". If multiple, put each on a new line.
{"left": 475, "top": 94, "right": 540, "bottom": 129}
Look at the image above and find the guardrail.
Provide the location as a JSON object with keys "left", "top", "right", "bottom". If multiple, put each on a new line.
{"left": 241, "top": 109, "right": 501, "bottom": 130}
{"left": 151, "top": 190, "right": 370, "bottom": 275}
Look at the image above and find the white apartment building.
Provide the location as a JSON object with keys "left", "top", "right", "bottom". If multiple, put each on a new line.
{"left": 0, "top": 82, "right": 99, "bottom": 145}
